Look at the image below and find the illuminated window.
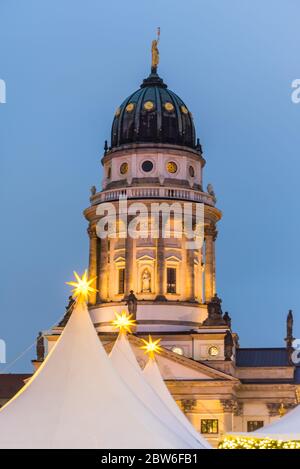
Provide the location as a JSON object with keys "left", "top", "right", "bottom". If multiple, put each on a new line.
{"left": 167, "top": 268, "right": 176, "bottom": 293}
{"left": 166, "top": 161, "right": 178, "bottom": 174}
{"left": 247, "top": 421, "right": 264, "bottom": 432}
{"left": 118, "top": 268, "right": 125, "bottom": 294}
{"left": 171, "top": 346, "right": 183, "bottom": 356}
{"left": 201, "top": 419, "right": 219, "bottom": 434}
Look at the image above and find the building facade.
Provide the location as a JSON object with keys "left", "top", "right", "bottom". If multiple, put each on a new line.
{"left": 1, "top": 56, "right": 299, "bottom": 447}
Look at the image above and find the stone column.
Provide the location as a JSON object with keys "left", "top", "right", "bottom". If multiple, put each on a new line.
{"left": 125, "top": 216, "right": 134, "bottom": 296}
{"left": 181, "top": 399, "right": 197, "bottom": 426}
{"left": 186, "top": 241, "right": 195, "bottom": 302}
{"left": 108, "top": 238, "right": 115, "bottom": 300}
{"left": 220, "top": 399, "right": 236, "bottom": 433}
{"left": 204, "top": 226, "right": 216, "bottom": 302}
{"left": 212, "top": 232, "right": 217, "bottom": 295}
{"left": 98, "top": 236, "right": 108, "bottom": 302}
{"left": 87, "top": 226, "right": 98, "bottom": 305}
{"left": 155, "top": 213, "right": 166, "bottom": 300}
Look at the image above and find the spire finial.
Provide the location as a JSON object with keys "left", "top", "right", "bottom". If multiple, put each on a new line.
{"left": 285, "top": 309, "right": 294, "bottom": 347}
{"left": 151, "top": 27, "right": 160, "bottom": 74}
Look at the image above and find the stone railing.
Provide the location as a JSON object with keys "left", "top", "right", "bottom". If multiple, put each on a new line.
{"left": 91, "top": 186, "right": 215, "bottom": 206}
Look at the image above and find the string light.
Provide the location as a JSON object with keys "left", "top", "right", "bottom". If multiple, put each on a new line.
{"left": 219, "top": 436, "right": 300, "bottom": 450}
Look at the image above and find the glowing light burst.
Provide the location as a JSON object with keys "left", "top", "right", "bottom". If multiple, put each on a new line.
{"left": 140, "top": 336, "right": 163, "bottom": 358}
{"left": 112, "top": 311, "right": 136, "bottom": 334}
{"left": 66, "top": 270, "right": 97, "bottom": 303}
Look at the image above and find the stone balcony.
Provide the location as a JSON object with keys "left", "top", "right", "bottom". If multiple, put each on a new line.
{"left": 90, "top": 186, "right": 216, "bottom": 206}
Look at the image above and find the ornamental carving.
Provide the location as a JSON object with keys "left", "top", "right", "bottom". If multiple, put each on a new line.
{"left": 267, "top": 402, "right": 281, "bottom": 417}
{"left": 87, "top": 226, "right": 97, "bottom": 239}
{"left": 220, "top": 399, "right": 243, "bottom": 415}
{"left": 36, "top": 332, "right": 45, "bottom": 362}
{"left": 181, "top": 399, "right": 197, "bottom": 413}
{"left": 203, "top": 294, "right": 227, "bottom": 326}
{"left": 125, "top": 290, "right": 138, "bottom": 320}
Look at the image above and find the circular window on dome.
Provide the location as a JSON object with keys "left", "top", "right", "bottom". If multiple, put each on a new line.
{"left": 208, "top": 346, "right": 219, "bottom": 357}
{"left": 142, "top": 160, "right": 154, "bottom": 173}
{"left": 144, "top": 101, "right": 154, "bottom": 111}
{"left": 167, "top": 161, "right": 178, "bottom": 174}
{"left": 189, "top": 166, "right": 195, "bottom": 177}
{"left": 181, "top": 105, "right": 189, "bottom": 114}
{"left": 120, "top": 162, "right": 128, "bottom": 175}
{"left": 125, "top": 103, "right": 135, "bottom": 113}
{"left": 164, "top": 102, "right": 174, "bottom": 112}
{"left": 115, "top": 107, "right": 121, "bottom": 117}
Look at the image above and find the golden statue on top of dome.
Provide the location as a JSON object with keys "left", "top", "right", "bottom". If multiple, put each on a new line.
{"left": 151, "top": 27, "right": 160, "bottom": 73}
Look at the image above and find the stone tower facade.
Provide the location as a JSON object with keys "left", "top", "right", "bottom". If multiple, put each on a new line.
{"left": 84, "top": 68, "right": 221, "bottom": 337}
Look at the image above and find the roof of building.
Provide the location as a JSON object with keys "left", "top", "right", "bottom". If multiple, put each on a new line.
{"left": 294, "top": 366, "right": 300, "bottom": 384}
{"left": 0, "top": 374, "right": 31, "bottom": 400}
{"left": 236, "top": 348, "right": 290, "bottom": 367}
{"left": 110, "top": 71, "right": 198, "bottom": 151}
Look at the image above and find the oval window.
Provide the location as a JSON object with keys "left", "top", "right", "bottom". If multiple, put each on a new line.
{"left": 189, "top": 166, "right": 195, "bottom": 177}
{"left": 120, "top": 162, "right": 128, "bottom": 175}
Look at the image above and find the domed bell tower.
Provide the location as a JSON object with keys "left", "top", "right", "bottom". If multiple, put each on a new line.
{"left": 84, "top": 38, "right": 221, "bottom": 339}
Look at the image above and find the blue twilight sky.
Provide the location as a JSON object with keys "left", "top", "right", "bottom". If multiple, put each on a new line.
{"left": 0, "top": 0, "right": 300, "bottom": 372}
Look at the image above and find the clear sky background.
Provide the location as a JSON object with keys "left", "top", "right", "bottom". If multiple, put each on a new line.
{"left": 0, "top": 0, "right": 299, "bottom": 372}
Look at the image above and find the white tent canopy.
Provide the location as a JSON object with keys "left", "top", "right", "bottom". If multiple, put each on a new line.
{"left": 250, "top": 404, "right": 300, "bottom": 441}
{"left": 109, "top": 333, "right": 210, "bottom": 449}
{"left": 143, "top": 357, "right": 211, "bottom": 448}
{"left": 227, "top": 404, "right": 300, "bottom": 442}
{"left": 0, "top": 301, "right": 198, "bottom": 449}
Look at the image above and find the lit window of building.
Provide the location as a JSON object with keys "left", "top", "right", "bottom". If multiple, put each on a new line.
{"left": 247, "top": 420, "right": 264, "bottom": 432}
{"left": 167, "top": 268, "right": 176, "bottom": 293}
{"left": 118, "top": 268, "right": 125, "bottom": 294}
{"left": 201, "top": 419, "right": 219, "bottom": 434}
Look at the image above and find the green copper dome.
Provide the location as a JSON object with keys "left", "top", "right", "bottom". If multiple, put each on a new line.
{"left": 111, "top": 72, "right": 197, "bottom": 150}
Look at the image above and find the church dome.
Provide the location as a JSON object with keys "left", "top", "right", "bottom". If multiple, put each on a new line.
{"left": 111, "top": 71, "right": 196, "bottom": 150}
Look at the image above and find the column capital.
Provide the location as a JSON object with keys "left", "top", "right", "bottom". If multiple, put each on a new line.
{"left": 205, "top": 225, "right": 218, "bottom": 240}
{"left": 181, "top": 399, "right": 197, "bottom": 413}
{"left": 220, "top": 399, "right": 242, "bottom": 415}
{"left": 87, "top": 225, "right": 98, "bottom": 239}
{"left": 267, "top": 402, "right": 281, "bottom": 417}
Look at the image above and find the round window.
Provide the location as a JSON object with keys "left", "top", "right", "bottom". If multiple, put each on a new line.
{"left": 181, "top": 105, "right": 189, "bottom": 115}
{"left": 167, "top": 161, "right": 178, "bottom": 174}
{"left": 142, "top": 160, "right": 154, "bottom": 173}
{"left": 189, "top": 165, "right": 195, "bottom": 177}
{"left": 208, "top": 346, "right": 219, "bottom": 357}
{"left": 125, "top": 103, "right": 135, "bottom": 113}
{"left": 164, "top": 102, "right": 174, "bottom": 112}
{"left": 144, "top": 101, "right": 154, "bottom": 111}
{"left": 120, "top": 162, "right": 128, "bottom": 175}
{"left": 171, "top": 346, "right": 184, "bottom": 356}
